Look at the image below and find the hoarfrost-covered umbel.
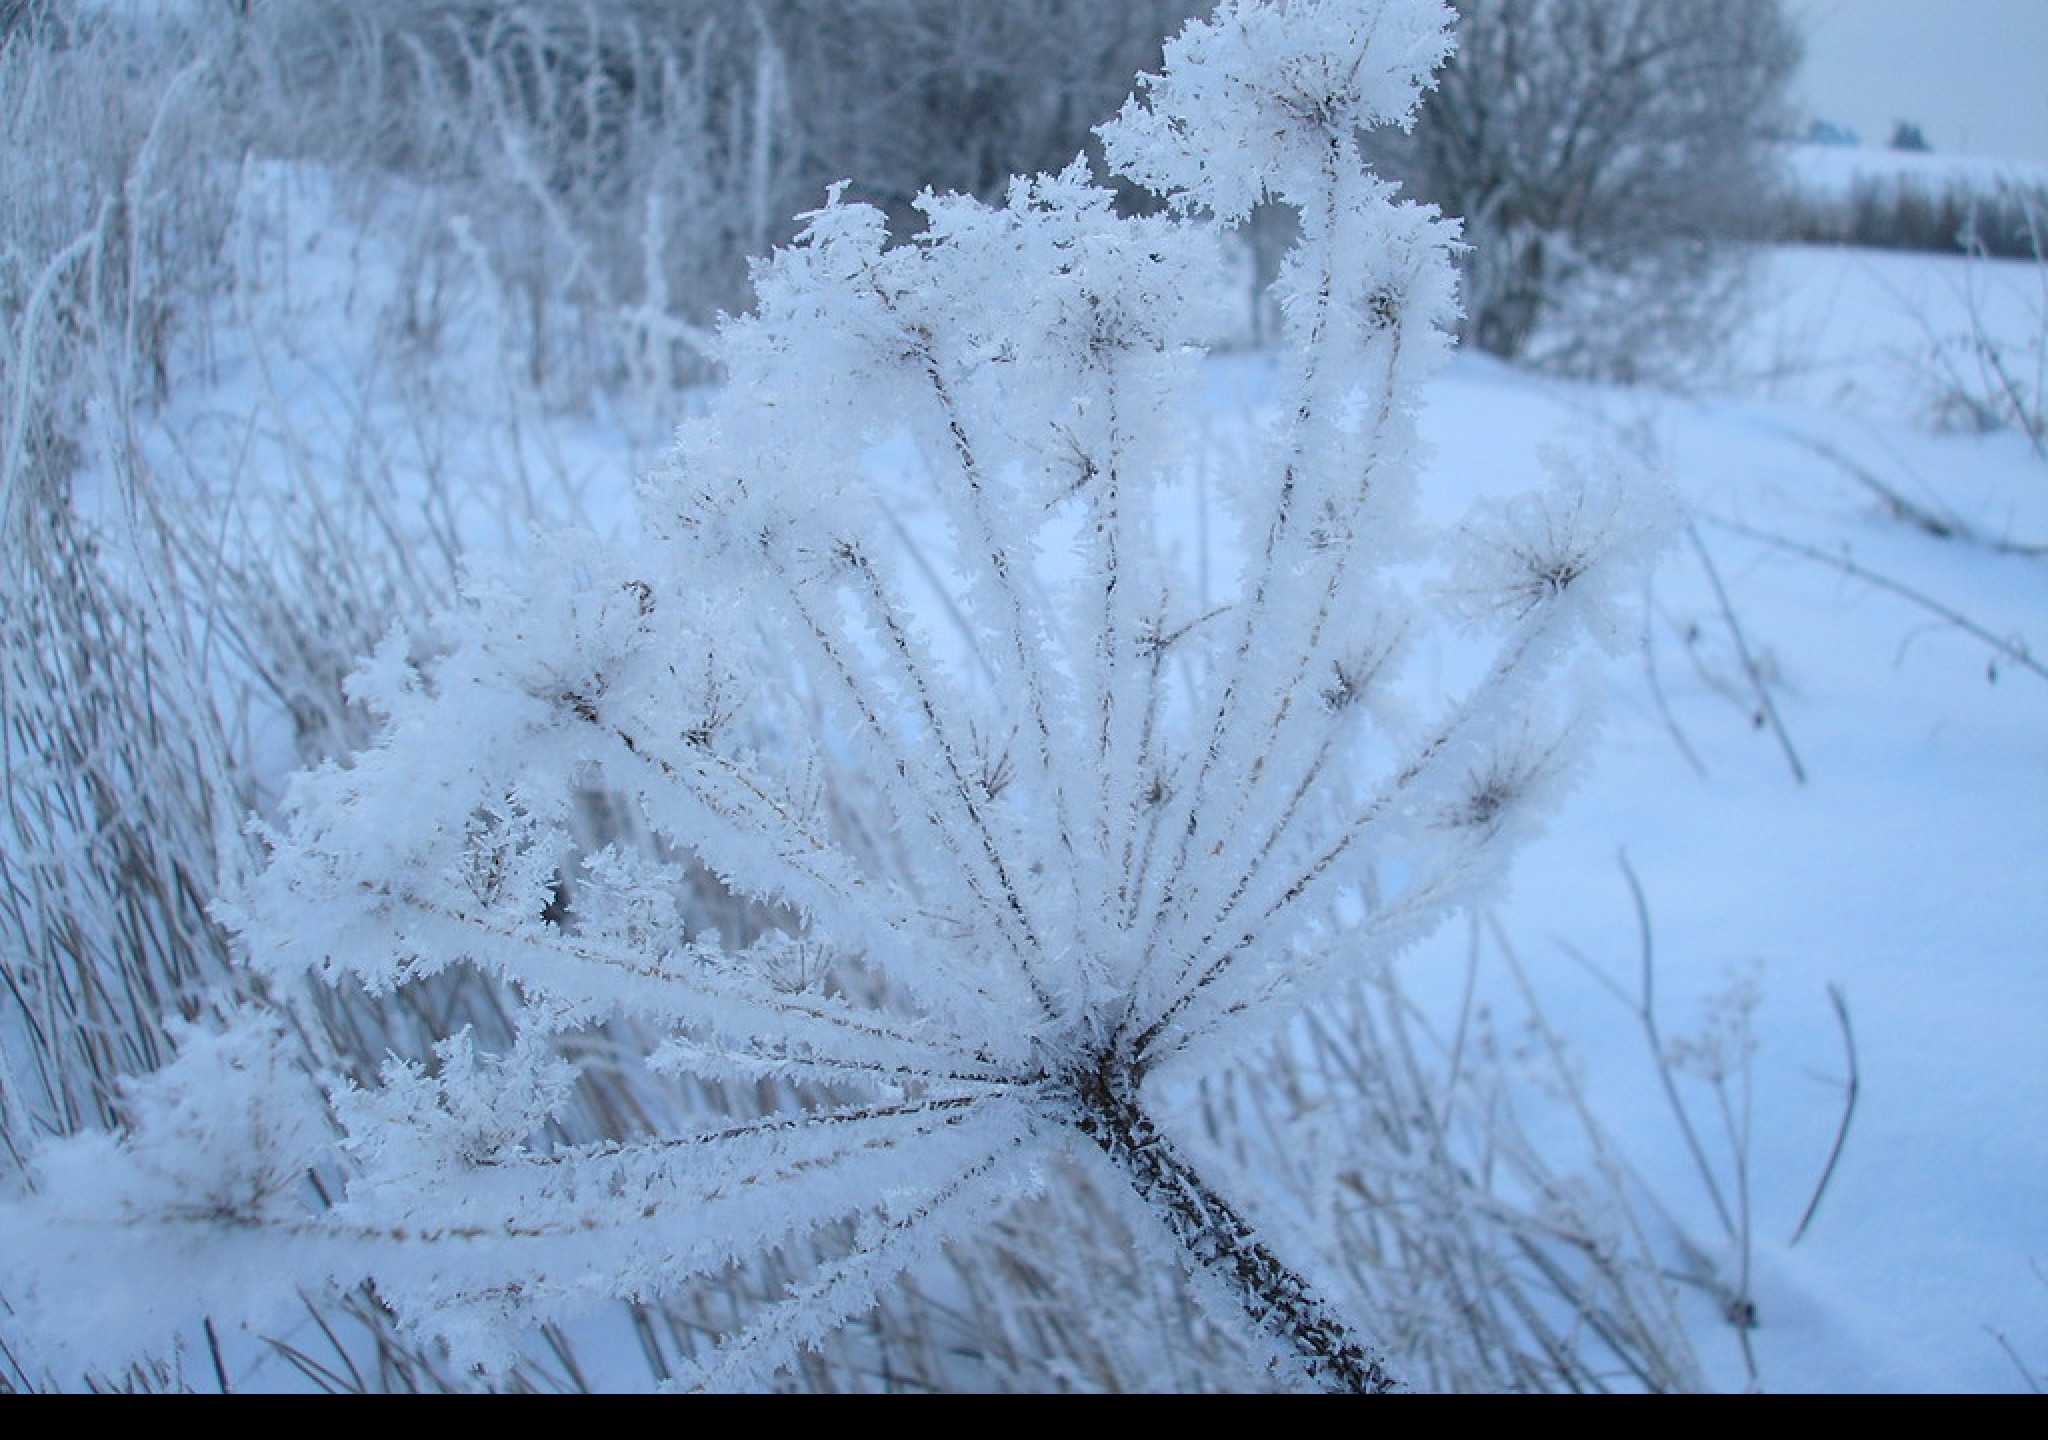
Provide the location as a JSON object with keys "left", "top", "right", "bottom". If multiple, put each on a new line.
{"left": 0, "top": 0, "right": 1675, "bottom": 1392}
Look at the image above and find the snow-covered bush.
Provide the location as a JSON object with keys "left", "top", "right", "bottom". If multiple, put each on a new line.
{"left": 0, "top": 0, "right": 1678, "bottom": 1392}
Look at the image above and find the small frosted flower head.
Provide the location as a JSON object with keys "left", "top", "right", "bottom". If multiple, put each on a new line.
{"left": 336, "top": 1030, "right": 577, "bottom": 1174}
{"left": 915, "top": 162, "right": 1231, "bottom": 368}
{"left": 1447, "top": 453, "right": 1682, "bottom": 650}
{"left": 1659, "top": 962, "right": 1764, "bottom": 1083}
{"left": 1099, "top": 0, "right": 1457, "bottom": 221}
{"left": 455, "top": 533, "right": 664, "bottom": 705}
{"left": 1430, "top": 703, "right": 1579, "bottom": 837}
{"left": 96, "top": 1014, "right": 331, "bottom": 1227}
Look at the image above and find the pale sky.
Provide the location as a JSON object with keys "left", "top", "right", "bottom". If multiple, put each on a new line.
{"left": 1789, "top": 0, "right": 2048, "bottom": 162}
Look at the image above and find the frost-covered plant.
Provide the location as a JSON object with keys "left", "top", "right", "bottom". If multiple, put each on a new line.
{"left": 0, "top": 0, "right": 1675, "bottom": 1393}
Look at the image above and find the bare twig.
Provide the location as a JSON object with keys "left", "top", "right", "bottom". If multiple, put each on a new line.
{"left": 1684, "top": 523, "right": 1808, "bottom": 785}
{"left": 1987, "top": 1326, "right": 2045, "bottom": 1395}
{"left": 1702, "top": 511, "right": 2047, "bottom": 685}
{"left": 1779, "top": 428, "right": 2045, "bottom": 558}
{"left": 1642, "top": 576, "right": 1711, "bottom": 780}
{"left": 1618, "top": 856, "right": 1738, "bottom": 1241}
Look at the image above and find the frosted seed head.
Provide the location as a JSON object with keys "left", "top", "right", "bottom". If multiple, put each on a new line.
{"left": 1446, "top": 453, "right": 1683, "bottom": 648}
{"left": 1099, "top": 0, "right": 1458, "bottom": 220}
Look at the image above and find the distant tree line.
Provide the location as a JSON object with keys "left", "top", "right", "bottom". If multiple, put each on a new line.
{"left": 1771, "top": 174, "right": 2047, "bottom": 260}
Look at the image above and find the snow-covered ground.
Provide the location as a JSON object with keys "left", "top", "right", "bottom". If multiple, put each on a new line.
{"left": 1733, "top": 239, "right": 2046, "bottom": 427}
{"left": 1399, "top": 244, "right": 2046, "bottom": 1393}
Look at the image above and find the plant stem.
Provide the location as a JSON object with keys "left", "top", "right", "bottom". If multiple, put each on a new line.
{"left": 1066, "top": 1052, "right": 1401, "bottom": 1394}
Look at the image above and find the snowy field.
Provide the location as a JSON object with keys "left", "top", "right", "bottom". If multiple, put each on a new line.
{"left": 1404, "top": 244, "right": 2047, "bottom": 1392}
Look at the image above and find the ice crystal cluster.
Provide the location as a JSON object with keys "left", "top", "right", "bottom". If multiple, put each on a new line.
{"left": 0, "top": 0, "right": 1673, "bottom": 1392}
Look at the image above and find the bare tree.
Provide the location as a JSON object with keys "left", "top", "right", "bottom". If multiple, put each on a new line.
{"left": 1371, "top": 0, "right": 1800, "bottom": 381}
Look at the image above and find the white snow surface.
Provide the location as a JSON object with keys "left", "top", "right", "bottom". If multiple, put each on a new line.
{"left": 1404, "top": 333, "right": 2047, "bottom": 1394}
